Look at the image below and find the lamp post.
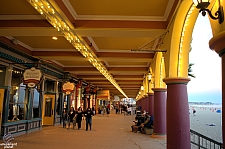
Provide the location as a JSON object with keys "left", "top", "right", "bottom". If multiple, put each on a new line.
{"left": 147, "top": 73, "right": 152, "bottom": 93}
{"left": 193, "top": 0, "right": 224, "bottom": 24}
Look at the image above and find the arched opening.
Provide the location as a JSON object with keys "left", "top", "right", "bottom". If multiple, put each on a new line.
{"left": 188, "top": 14, "right": 222, "bottom": 143}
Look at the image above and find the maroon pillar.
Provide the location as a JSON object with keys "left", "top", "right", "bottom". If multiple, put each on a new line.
{"left": 152, "top": 88, "right": 167, "bottom": 135}
{"left": 148, "top": 93, "right": 154, "bottom": 116}
{"left": 163, "top": 78, "right": 190, "bottom": 149}
{"left": 144, "top": 95, "right": 148, "bottom": 112}
{"left": 140, "top": 97, "right": 144, "bottom": 111}
{"left": 145, "top": 95, "right": 149, "bottom": 113}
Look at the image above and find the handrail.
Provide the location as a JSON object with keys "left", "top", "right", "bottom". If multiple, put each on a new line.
{"left": 190, "top": 129, "right": 223, "bottom": 149}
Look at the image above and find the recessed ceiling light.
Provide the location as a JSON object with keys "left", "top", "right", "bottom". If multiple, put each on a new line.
{"left": 52, "top": 37, "right": 58, "bottom": 40}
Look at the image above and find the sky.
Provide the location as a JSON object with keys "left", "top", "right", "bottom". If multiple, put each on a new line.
{"left": 187, "top": 15, "right": 222, "bottom": 104}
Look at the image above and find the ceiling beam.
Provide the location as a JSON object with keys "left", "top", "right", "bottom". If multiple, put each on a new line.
{"left": 0, "top": 28, "right": 62, "bottom": 36}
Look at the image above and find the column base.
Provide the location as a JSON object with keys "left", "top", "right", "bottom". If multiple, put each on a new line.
{"left": 150, "top": 133, "right": 167, "bottom": 139}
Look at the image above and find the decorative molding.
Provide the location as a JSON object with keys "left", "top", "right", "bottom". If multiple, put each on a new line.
{"left": 152, "top": 88, "right": 167, "bottom": 92}
{"left": 5, "top": 36, "right": 33, "bottom": 51}
{"left": 163, "top": 77, "right": 190, "bottom": 85}
{"left": 18, "top": 124, "right": 26, "bottom": 131}
{"left": 209, "top": 31, "right": 225, "bottom": 55}
{"left": 8, "top": 126, "right": 17, "bottom": 134}
{"left": 63, "top": 0, "right": 175, "bottom": 21}
{"left": 0, "top": 15, "right": 45, "bottom": 20}
{"left": 147, "top": 92, "right": 154, "bottom": 96}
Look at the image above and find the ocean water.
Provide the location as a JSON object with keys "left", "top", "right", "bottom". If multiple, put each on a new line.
{"left": 189, "top": 105, "right": 222, "bottom": 143}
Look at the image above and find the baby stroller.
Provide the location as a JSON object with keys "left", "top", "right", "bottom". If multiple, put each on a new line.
{"left": 67, "top": 115, "right": 77, "bottom": 129}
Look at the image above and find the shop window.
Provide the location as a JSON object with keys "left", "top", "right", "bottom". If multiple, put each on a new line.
{"left": 56, "top": 82, "right": 62, "bottom": 115}
{"left": 63, "top": 93, "right": 68, "bottom": 110}
{"left": 8, "top": 68, "right": 41, "bottom": 121}
{"left": 0, "top": 65, "right": 6, "bottom": 86}
{"left": 9, "top": 83, "right": 26, "bottom": 121}
{"left": 44, "top": 80, "right": 54, "bottom": 93}
{"left": 8, "top": 68, "right": 25, "bottom": 121}
{"left": 33, "top": 88, "right": 40, "bottom": 118}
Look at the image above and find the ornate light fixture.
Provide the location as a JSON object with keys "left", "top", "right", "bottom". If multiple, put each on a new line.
{"left": 147, "top": 72, "right": 152, "bottom": 93}
{"left": 147, "top": 73, "right": 152, "bottom": 81}
{"left": 193, "top": 0, "right": 224, "bottom": 24}
{"left": 141, "top": 86, "right": 144, "bottom": 91}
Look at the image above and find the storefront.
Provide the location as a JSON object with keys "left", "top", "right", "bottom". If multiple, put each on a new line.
{"left": 96, "top": 90, "right": 110, "bottom": 114}
{"left": 0, "top": 42, "right": 65, "bottom": 138}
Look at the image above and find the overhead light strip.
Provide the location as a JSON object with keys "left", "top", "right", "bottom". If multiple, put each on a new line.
{"left": 28, "top": 0, "right": 128, "bottom": 98}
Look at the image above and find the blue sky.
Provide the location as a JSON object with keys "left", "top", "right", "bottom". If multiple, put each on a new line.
{"left": 187, "top": 15, "right": 222, "bottom": 104}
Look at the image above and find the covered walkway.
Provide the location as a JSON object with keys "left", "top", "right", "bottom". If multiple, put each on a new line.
{"left": 0, "top": 112, "right": 166, "bottom": 149}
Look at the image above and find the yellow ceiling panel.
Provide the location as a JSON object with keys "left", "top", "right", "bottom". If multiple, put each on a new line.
{"left": 57, "top": 60, "right": 92, "bottom": 66}
{"left": 14, "top": 36, "right": 75, "bottom": 49}
{"left": 93, "top": 37, "right": 152, "bottom": 50}
{"left": 0, "top": 0, "right": 39, "bottom": 15}
{"left": 107, "top": 61, "right": 148, "bottom": 66}
{"left": 69, "top": 0, "right": 169, "bottom": 16}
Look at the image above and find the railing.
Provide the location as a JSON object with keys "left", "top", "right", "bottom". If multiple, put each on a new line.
{"left": 190, "top": 129, "right": 223, "bottom": 149}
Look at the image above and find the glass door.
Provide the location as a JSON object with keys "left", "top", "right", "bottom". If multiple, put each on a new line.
{"left": 42, "top": 94, "right": 55, "bottom": 125}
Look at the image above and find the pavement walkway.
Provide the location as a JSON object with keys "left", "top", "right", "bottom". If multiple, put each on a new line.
{"left": 0, "top": 111, "right": 166, "bottom": 149}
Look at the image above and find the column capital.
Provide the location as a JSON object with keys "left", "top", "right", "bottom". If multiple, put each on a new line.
{"left": 152, "top": 88, "right": 167, "bottom": 92}
{"left": 209, "top": 31, "right": 225, "bottom": 56}
{"left": 147, "top": 92, "right": 154, "bottom": 96}
{"left": 163, "top": 77, "right": 190, "bottom": 85}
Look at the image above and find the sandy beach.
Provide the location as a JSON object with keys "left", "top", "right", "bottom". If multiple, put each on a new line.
{"left": 189, "top": 105, "right": 222, "bottom": 143}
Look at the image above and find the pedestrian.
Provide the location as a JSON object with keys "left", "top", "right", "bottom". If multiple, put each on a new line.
{"left": 193, "top": 109, "right": 196, "bottom": 116}
{"left": 62, "top": 109, "right": 67, "bottom": 128}
{"left": 67, "top": 107, "right": 76, "bottom": 129}
{"left": 84, "top": 107, "right": 94, "bottom": 131}
{"left": 123, "top": 105, "right": 127, "bottom": 116}
{"left": 92, "top": 105, "right": 96, "bottom": 115}
{"left": 76, "top": 107, "right": 83, "bottom": 130}
{"left": 115, "top": 104, "right": 118, "bottom": 114}
{"left": 106, "top": 104, "right": 110, "bottom": 116}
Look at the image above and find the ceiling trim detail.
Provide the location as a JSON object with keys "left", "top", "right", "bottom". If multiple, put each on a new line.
{"left": 0, "top": 15, "right": 45, "bottom": 20}
{"left": 5, "top": 36, "right": 33, "bottom": 51}
{"left": 62, "top": 0, "right": 175, "bottom": 21}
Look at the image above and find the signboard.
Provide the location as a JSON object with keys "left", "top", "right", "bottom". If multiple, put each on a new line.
{"left": 62, "top": 82, "right": 75, "bottom": 95}
{"left": 96, "top": 90, "right": 110, "bottom": 100}
{"left": 23, "top": 67, "right": 42, "bottom": 88}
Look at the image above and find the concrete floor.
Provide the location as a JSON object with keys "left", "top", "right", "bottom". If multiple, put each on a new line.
{"left": 0, "top": 112, "right": 166, "bottom": 149}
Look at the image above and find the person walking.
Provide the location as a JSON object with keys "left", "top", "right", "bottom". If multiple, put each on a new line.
{"left": 92, "top": 105, "right": 96, "bottom": 115}
{"left": 106, "top": 104, "right": 110, "bottom": 116}
{"left": 67, "top": 107, "right": 76, "bottom": 129}
{"left": 84, "top": 107, "right": 94, "bottom": 131}
{"left": 76, "top": 107, "right": 83, "bottom": 130}
{"left": 62, "top": 109, "right": 67, "bottom": 128}
{"left": 193, "top": 109, "right": 196, "bottom": 116}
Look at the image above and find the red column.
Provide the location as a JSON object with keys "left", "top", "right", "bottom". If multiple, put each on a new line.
{"left": 145, "top": 95, "right": 149, "bottom": 113}
{"left": 144, "top": 95, "right": 148, "bottom": 112}
{"left": 152, "top": 88, "right": 167, "bottom": 136}
{"left": 163, "top": 78, "right": 190, "bottom": 149}
{"left": 148, "top": 93, "right": 154, "bottom": 116}
{"left": 142, "top": 97, "right": 145, "bottom": 112}
{"left": 140, "top": 98, "right": 143, "bottom": 111}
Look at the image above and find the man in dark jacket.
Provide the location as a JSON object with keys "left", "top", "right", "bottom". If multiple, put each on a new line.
{"left": 84, "top": 107, "right": 94, "bottom": 131}
{"left": 140, "top": 113, "right": 153, "bottom": 133}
